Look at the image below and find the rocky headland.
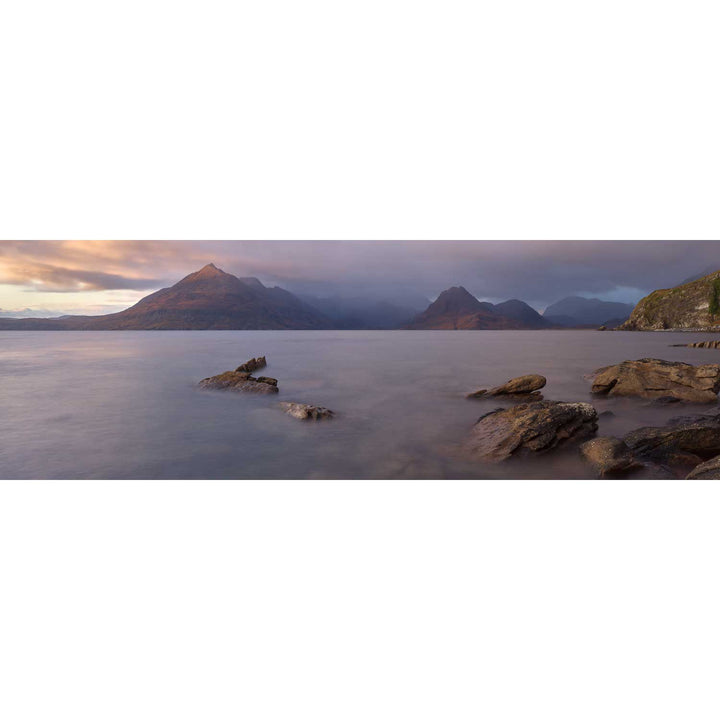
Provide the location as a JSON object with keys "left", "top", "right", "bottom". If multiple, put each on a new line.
{"left": 620, "top": 269, "right": 720, "bottom": 331}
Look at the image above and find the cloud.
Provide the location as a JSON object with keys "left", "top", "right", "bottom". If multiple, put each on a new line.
{"left": 0, "top": 261, "right": 163, "bottom": 292}
{"left": 1, "top": 240, "right": 719, "bottom": 311}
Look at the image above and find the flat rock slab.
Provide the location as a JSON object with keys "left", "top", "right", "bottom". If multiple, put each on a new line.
{"left": 279, "top": 402, "right": 334, "bottom": 420}
{"left": 580, "top": 437, "right": 640, "bottom": 477}
{"left": 198, "top": 370, "right": 279, "bottom": 394}
{"left": 590, "top": 358, "right": 720, "bottom": 403}
{"left": 463, "top": 400, "right": 598, "bottom": 462}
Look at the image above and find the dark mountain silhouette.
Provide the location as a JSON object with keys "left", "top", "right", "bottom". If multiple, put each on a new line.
{"left": 0, "top": 264, "right": 333, "bottom": 330}
{"left": 405, "top": 287, "right": 545, "bottom": 329}
{"left": 543, "top": 296, "right": 635, "bottom": 327}
{"left": 493, "top": 299, "right": 554, "bottom": 328}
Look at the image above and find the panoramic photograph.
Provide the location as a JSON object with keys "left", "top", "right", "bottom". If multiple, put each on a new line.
{"left": 3, "top": 239, "right": 720, "bottom": 479}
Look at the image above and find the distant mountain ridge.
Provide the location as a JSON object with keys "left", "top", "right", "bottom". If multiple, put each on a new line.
{"left": 0, "top": 267, "right": 642, "bottom": 331}
{"left": 0, "top": 264, "right": 333, "bottom": 330}
{"left": 299, "top": 292, "right": 429, "bottom": 329}
{"left": 543, "top": 296, "right": 634, "bottom": 327}
{"left": 405, "top": 287, "right": 554, "bottom": 329}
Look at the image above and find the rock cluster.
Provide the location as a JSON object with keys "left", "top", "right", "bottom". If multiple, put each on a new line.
{"left": 467, "top": 373, "right": 546, "bottom": 400}
{"left": 198, "top": 357, "right": 334, "bottom": 419}
{"left": 576, "top": 411, "right": 720, "bottom": 478}
{"left": 590, "top": 358, "right": 720, "bottom": 403}
{"left": 462, "top": 400, "right": 598, "bottom": 462}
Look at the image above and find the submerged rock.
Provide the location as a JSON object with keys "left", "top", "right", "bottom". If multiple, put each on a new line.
{"left": 466, "top": 389, "right": 487, "bottom": 399}
{"left": 648, "top": 395, "right": 682, "bottom": 405}
{"left": 590, "top": 358, "right": 720, "bottom": 403}
{"left": 279, "top": 402, "right": 334, "bottom": 420}
{"left": 462, "top": 400, "right": 598, "bottom": 462}
{"left": 236, "top": 356, "right": 267, "bottom": 373}
{"left": 681, "top": 340, "right": 720, "bottom": 349}
{"left": 686, "top": 455, "right": 720, "bottom": 479}
{"left": 198, "top": 370, "right": 279, "bottom": 394}
{"left": 579, "top": 437, "right": 640, "bottom": 477}
{"left": 467, "top": 374, "right": 546, "bottom": 400}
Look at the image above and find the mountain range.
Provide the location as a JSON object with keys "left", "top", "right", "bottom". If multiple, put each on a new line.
{"left": 0, "top": 264, "right": 640, "bottom": 331}
{"left": 404, "top": 287, "right": 553, "bottom": 329}
{"left": 0, "top": 264, "right": 333, "bottom": 330}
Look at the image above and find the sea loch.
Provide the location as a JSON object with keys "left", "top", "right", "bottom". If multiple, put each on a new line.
{"left": 2, "top": 329, "right": 719, "bottom": 479}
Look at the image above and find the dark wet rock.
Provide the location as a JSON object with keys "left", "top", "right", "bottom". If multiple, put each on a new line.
{"left": 579, "top": 437, "right": 640, "bottom": 477}
{"left": 236, "top": 356, "right": 267, "bottom": 373}
{"left": 623, "top": 413, "right": 720, "bottom": 467}
{"left": 255, "top": 376, "right": 277, "bottom": 386}
{"left": 466, "top": 389, "right": 487, "bottom": 399}
{"left": 670, "top": 340, "right": 720, "bottom": 350}
{"left": 649, "top": 395, "right": 682, "bottom": 405}
{"left": 686, "top": 455, "right": 720, "bottom": 479}
{"left": 467, "top": 374, "right": 546, "bottom": 400}
{"left": 590, "top": 358, "right": 720, "bottom": 403}
{"left": 462, "top": 400, "right": 598, "bottom": 462}
{"left": 279, "top": 402, "right": 334, "bottom": 420}
{"left": 198, "top": 370, "right": 279, "bottom": 394}
{"left": 631, "top": 462, "right": 677, "bottom": 479}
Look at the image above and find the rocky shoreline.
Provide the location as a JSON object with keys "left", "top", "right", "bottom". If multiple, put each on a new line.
{"left": 198, "top": 354, "right": 720, "bottom": 479}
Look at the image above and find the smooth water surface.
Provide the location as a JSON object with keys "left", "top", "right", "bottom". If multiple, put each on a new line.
{"left": 2, "top": 330, "right": 718, "bottom": 479}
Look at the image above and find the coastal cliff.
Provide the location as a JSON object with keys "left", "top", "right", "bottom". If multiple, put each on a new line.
{"left": 620, "top": 269, "right": 720, "bottom": 331}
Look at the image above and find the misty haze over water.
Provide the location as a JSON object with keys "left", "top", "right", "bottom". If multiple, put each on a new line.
{"left": 2, "top": 330, "right": 718, "bottom": 479}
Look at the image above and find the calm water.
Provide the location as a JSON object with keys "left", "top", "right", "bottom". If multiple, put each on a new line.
{"left": 1, "top": 330, "right": 719, "bottom": 479}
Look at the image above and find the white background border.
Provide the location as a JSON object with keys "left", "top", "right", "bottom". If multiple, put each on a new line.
{"left": 2, "top": 2, "right": 720, "bottom": 718}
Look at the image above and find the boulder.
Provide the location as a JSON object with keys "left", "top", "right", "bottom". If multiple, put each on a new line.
{"left": 590, "top": 358, "right": 720, "bottom": 403}
{"left": 198, "top": 370, "right": 279, "bottom": 394}
{"left": 686, "top": 455, "right": 720, "bottom": 479}
{"left": 279, "top": 402, "right": 334, "bottom": 420}
{"left": 490, "top": 374, "right": 546, "bottom": 395}
{"left": 236, "top": 356, "right": 267, "bottom": 373}
{"left": 467, "top": 373, "right": 546, "bottom": 399}
{"left": 623, "top": 413, "right": 720, "bottom": 467}
{"left": 462, "top": 400, "right": 598, "bottom": 462}
{"left": 580, "top": 437, "right": 640, "bottom": 477}
{"left": 597, "top": 325, "right": 607, "bottom": 331}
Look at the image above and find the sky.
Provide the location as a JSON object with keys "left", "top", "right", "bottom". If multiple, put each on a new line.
{"left": 0, "top": 240, "right": 718, "bottom": 316}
